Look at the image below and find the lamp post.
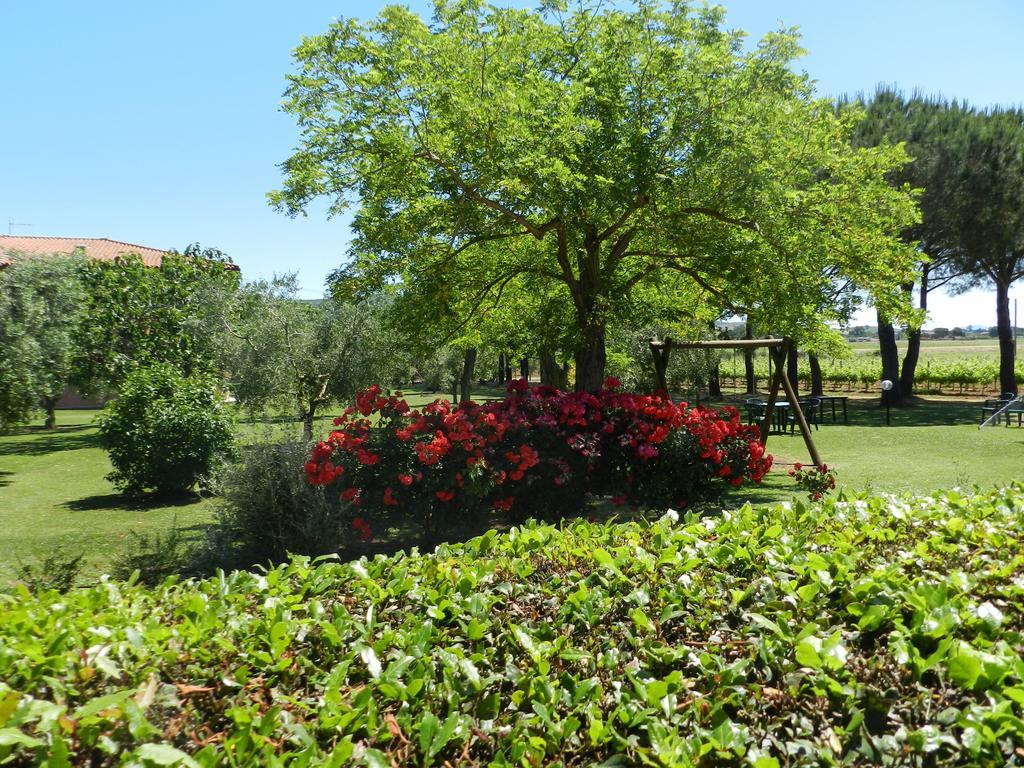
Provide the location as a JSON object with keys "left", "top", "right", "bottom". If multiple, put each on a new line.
{"left": 881, "top": 379, "right": 894, "bottom": 426}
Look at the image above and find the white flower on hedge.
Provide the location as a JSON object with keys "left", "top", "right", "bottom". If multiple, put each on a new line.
{"left": 661, "top": 508, "right": 679, "bottom": 524}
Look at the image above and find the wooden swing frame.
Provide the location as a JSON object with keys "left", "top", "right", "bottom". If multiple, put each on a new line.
{"left": 649, "top": 336, "right": 824, "bottom": 467}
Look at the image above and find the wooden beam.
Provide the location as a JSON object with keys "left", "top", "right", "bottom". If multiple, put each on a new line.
{"left": 759, "top": 352, "right": 786, "bottom": 446}
{"left": 770, "top": 343, "right": 824, "bottom": 468}
{"left": 661, "top": 338, "right": 786, "bottom": 350}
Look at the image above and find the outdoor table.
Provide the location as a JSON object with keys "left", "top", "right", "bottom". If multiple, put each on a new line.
{"left": 768, "top": 401, "right": 792, "bottom": 433}
{"left": 816, "top": 395, "right": 848, "bottom": 424}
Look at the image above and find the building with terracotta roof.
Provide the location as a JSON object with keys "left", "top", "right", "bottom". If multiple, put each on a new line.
{"left": 0, "top": 235, "right": 170, "bottom": 266}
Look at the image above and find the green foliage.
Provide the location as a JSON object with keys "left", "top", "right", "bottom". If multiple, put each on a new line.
{"left": 222, "top": 275, "right": 402, "bottom": 438}
{"left": 0, "top": 253, "right": 86, "bottom": 428}
{"left": 274, "top": 2, "right": 919, "bottom": 389}
{"left": 97, "top": 363, "right": 234, "bottom": 496}
{"left": 109, "top": 526, "right": 193, "bottom": 587}
{"left": 607, "top": 324, "right": 722, "bottom": 393}
{"left": 75, "top": 246, "right": 239, "bottom": 396}
{"left": 194, "top": 438, "right": 352, "bottom": 572}
{"left": 14, "top": 547, "right": 84, "bottom": 593}
{"left": 4, "top": 485, "right": 1024, "bottom": 764}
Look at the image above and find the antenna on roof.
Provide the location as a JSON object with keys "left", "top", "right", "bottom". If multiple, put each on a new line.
{"left": 7, "top": 220, "right": 32, "bottom": 235}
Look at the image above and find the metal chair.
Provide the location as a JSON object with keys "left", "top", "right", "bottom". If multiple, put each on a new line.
{"left": 744, "top": 398, "right": 766, "bottom": 427}
{"left": 800, "top": 397, "right": 823, "bottom": 431}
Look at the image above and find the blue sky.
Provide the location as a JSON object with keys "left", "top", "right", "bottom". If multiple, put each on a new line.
{"left": 2, "top": 0, "right": 1022, "bottom": 328}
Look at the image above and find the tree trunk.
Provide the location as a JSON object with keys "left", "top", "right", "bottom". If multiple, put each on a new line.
{"left": 519, "top": 357, "right": 529, "bottom": 381}
{"left": 459, "top": 348, "right": 477, "bottom": 403}
{"left": 708, "top": 358, "right": 722, "bottom": 398}
{"left": 301, "top": 406, "right": 316, "bottom": 443}
{"left": 496, "top": 353, "right": 505, "bottom": 383}
{"left": 996, "top": 279, "right": 1018, "bottom": 395}
{"left": 808, "top": 354, "right": 823, "bottom": 396}
{"left": 651, "top": 340, "right": 671, "bottom": 393}
{"left": 42, "top": 396, "right": 59, "bottom": 430}
{"left": 574, "top": 324, "right": 607, "bottom": 393}
{"left": 539, "top": 353, "right": 563, "bottom": 388}
{"left": 743, "top": 321, "right": 756, "bottom": 393}
{"left": 786, "top": 344, "right": 799, "bottom": 397}
{"left": 900, "top": 267, "right": 927, "bottom": 397}
{"left": 877, "top": 310, "right": 903, "bottom": 402}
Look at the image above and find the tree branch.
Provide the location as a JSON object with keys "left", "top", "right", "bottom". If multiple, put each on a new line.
{"left": 598, "top": 195, "right": 649, "bottom": 242}
{"left": 418, "top": 150, "right": 558, "bottom": 240}
{"left": 676, "top": 206, "right": 762, "bottom": 232}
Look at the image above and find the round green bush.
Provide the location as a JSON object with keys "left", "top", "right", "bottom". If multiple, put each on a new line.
{"left": 98, "top": 363, "right": 234, "bottom": 495}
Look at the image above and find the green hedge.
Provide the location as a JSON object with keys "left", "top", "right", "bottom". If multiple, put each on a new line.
{"left": 2, "top": 486, "right": 1024, "bottom": 766}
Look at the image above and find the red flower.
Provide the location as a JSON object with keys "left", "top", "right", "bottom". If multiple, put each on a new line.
{"left": 436, "top": 489, "right": 456, "bottom": 502}
{"left": 398, "top": 474, "right": 413, "bottom": 486}
{"left": 352, "top": 516, "right": 372, "bottom": 541}
{"left": 340, "top": 487, "right": 359, "bottom": 502}
{"left": 611, "top": 494, "right": 628, "bottom": 506}
{"left": 492, "top": 496, "right": 514, "bottom": 512}
{"left": 382, "top": 487, "right": 398, "bottom": 506}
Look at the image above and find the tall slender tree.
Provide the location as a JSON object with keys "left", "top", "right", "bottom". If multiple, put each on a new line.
{"left": 947, "top": 107, "right": 1024, "bottom": 395}
{"left": 850, "top": 90, "right": 968, "bottom": 400}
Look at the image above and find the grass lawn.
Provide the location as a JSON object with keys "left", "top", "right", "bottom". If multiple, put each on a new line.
{"left": 728, "top": 394, "right": 1024, "bottom": 507}
{"left": 2, "top": 391, "right": 1022, "bottom": 581}
{"left": 0, "top": 388, "right": 499, "bottom": 581}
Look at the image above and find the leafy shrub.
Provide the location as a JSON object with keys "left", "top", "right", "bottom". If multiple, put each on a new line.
{"left": 14, "top": 547, "right": 84, "bottom": 593}
{"left": 194, "top": 438, "right": 353, "bottom": 572}
{"left": 305, "top": 380, "right": 772, "bottom": 538}
{"left": 97, "top": 363, "right": 234, "bottom": 496}
{"left": 3, "top": 485, "right": 1024, "bottom": 765}
{"left": 109, "top": 526, "right": 194, "bottom": 586}
{"left": 789, "top": 461, "right": 838, "bottom": 501}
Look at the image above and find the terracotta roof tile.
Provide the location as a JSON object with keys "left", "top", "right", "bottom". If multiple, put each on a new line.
{"left": 0, "top": 236, "right": 169, "bottom": 267}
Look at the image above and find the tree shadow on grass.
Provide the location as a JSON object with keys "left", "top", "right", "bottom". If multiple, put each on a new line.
{"left": 0, "top": 431, "right": 100, "bottom": 457}
{"left": 64, "top": 491, "right": 204, "bottom": 513}
{"left": 0, "top": 471, "right": 12, "bottom": 488}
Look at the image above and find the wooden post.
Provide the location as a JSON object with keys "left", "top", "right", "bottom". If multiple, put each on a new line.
{"left": 771, "top": 341, "right": 824, "bottom": 468}
{"left": 760, "top": 351, "right": 786, "bottom": 446}
{"left": 650, "top": 337, "right": 672, "bottom": 392}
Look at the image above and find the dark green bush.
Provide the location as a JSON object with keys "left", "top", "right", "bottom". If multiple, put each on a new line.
{"left": 192, "top": 438, "right": 352, "bottom": 572}
{"left": 97, "top": 363, "right": 234, "bottom": 496}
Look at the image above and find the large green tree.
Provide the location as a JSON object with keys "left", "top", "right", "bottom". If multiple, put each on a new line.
{"left": 273, "top": 1, "right": 918, "bottom": 391}
{"left": 75, "top": 244, "right": 239, "bottom": 395}
{"left": 0, "top": 253, "right": 86, "bottom": 429}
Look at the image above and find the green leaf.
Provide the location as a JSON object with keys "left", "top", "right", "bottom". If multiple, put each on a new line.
{"left": 795, "top": 638, "right": 823, "bottom": 669}
{"left": 136, "top": 743, "right": 200, "bottom": 767}
{"left": 0, "top": 728, "right": 43, "bottom": 748}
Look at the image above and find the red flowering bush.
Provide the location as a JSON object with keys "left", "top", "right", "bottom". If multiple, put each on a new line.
{"left": 306, "top": 380, "right": 773, "bottom": 539}
{"left": 788, "top": 462, "right": 838, "bottom": 501}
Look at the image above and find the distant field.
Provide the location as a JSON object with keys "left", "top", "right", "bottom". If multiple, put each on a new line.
{"left": 848, "top": 338, "right": 1008, "bottom": 356}
{"left": 717, "top": 336, "right": 1021, "bottom": 393}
